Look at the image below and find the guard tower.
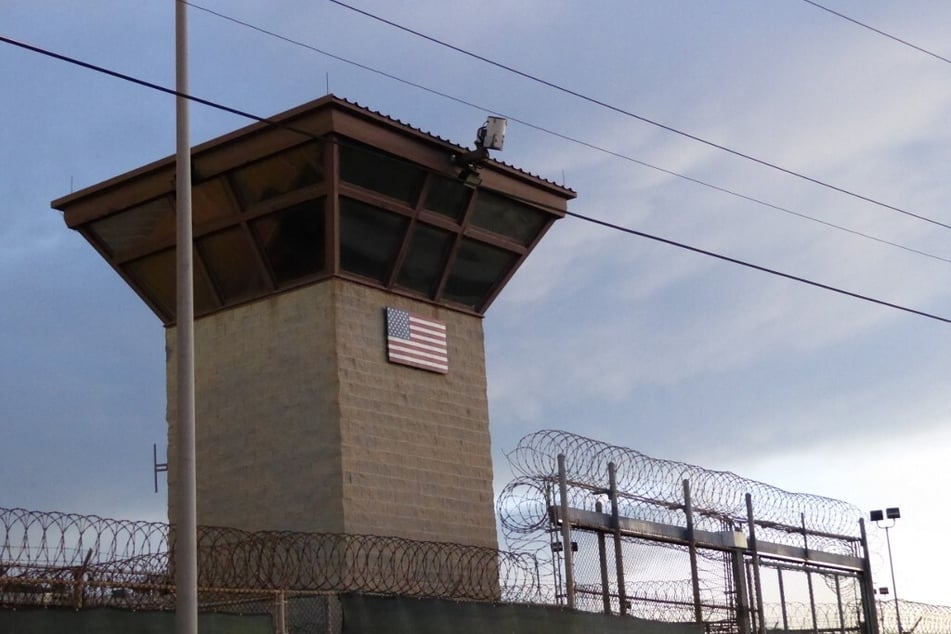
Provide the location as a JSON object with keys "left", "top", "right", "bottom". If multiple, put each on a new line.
{"left": 52, "top": 96, "right": 575, "bottom": 550}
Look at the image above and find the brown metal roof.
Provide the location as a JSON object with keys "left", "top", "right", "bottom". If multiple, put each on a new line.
{"left": 52, "top": 95, "right": 576, "bottom": 323}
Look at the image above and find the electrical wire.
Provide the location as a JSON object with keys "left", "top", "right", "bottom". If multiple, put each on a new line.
{"left": 1, "top": 32, "right": 949, "bottom": 326}
{"left": 181, "top": 1, "right": 951, "bottom": 267}
{"left": 564, "top": 209, "right": 951, "bottom": 325}
{"left": 801, "top": 0, "right": 951, "bottom": 65}
{"left": 0, "top": 34, "right": 289, "bottom": 132}
{"left": 326, "top": 0, "right": 951, "bottom": 232}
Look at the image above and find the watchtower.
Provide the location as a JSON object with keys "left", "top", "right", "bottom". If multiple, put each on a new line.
{"left": 52, "top": 96, "right": 575, "bottom": 549}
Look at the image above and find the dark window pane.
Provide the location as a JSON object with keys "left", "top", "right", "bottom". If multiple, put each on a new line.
{"left": 396, "top": 223, "right": 453, "bottom": 296}
{"left": 88, "top": 196, "right": 174, "bottom": 257}
{"left": 193, "top": 177, "right": 238, "bottom": 226}
{"left": 423, "top": 174, "right": 471, "bottom": 222}
{"left": 251, "top": 198, "right": 326, "bottom": 286}
{"left": 339, "top": 142, "right": 424, "bottom": 205}
{"left": 197, "top": 227, "right": 270, "bottom": 303}
{"left": 229, "top": 142, "right": 324, "bottom": 209}
{"left": 469, "top": 190, "right": 548, "bottom": 246}
{"left": 123, "top": 248, "right": 217, "bottom": 321}
{"left": 339, "top": 197, "right": 408, "bottom": 283}
{"left": 442, "top": 239, "right": 518, "bottom": 309}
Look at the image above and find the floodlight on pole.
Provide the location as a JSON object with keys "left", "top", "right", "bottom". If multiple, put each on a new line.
{"left": 870, "top": 508, "right": 902, "bottom": 634}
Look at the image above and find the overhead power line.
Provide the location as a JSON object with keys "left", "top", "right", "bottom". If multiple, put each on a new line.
{"left": 801, "top": 0, "right": 951, "bottom": 65}
{"left": 0, "top": 35, "right": 277, "bottom": 128}
{"left": 564, "top": 209, "right": 951, "bottom": 326}
{"left": 181, "top": 1, "right": 951, "bottom": 266}
{"left": 326, "top": 0, "right": 951, "bottom": 232}
{"left": 1, "top": 32, "right": 948, "bottom": 326}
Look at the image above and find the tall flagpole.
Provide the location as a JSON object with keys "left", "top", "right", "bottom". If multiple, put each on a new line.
{"left": 174, "top": 1, "right": 198, "bottom": 633}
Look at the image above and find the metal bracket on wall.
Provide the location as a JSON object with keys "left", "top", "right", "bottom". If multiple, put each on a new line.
{"left": 153, "top": 443, "right": 168, "bottom": 494}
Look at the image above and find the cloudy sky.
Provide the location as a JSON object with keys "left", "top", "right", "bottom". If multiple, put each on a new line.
{"left": 2, "top": 1, "right": 950, "bottom": 604}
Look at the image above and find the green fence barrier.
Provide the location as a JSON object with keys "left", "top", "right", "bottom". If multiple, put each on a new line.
{"left": 0, "top": 607, "right": 272, "bottom": 634}
{"left": 340, "top": 594, "right": 706, "bottom": 634}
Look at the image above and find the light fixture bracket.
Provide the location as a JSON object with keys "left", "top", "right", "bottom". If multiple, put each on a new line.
{"left": 451, "top": 116, "right": 507, "bottom": 185}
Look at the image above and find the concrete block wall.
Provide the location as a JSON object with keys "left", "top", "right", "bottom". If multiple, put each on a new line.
{"left": 166, "top": 278, "right": 497, "bottom": 550}
{"left": 334, "top": 282, "right": 497, "bottom": 549}
{"left": 167, "top": 281, "right": 344, "bottom": 534}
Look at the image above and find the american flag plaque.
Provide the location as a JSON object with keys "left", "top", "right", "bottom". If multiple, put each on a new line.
{"left": 385, "top": 307, "right": 449, "bottom": 374}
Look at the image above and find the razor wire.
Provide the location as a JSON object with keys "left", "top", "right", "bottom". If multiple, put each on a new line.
{"left": 496, "top": 429, "right": 876, "bottom": 623}
{"left": 2, "top": 506, "right": 950, "bottom": 632}
{"left": 761, "top": 600, "right": 951, "bottom": 634}
{"left": 0, "top": 506, "right": 539, "bottom": 606}
{"left": 498, "top": 430, "right": 864, "bottom": 553}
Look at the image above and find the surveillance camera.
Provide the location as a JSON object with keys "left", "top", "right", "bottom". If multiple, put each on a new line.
{"left": 481, "top": 116, "right": 507, "bottom": 151}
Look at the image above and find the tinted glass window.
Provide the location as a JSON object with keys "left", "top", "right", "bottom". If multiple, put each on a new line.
{"left": 251, "top": 198, "right": 326, "bottom": 286}
{"left": 423, "top": 174, "right": 471, "bottom": 222}
{"left": 339, "top": 197, "right": 408, "bottom": 283}
{"left": 123, "top": 248, "right": 217, "bottom": 320}
{"left": 339, "top": 142, "right": 424, "bottom": 205}
{"left": 442, "top": 239, "right": 518, "bottom": 309}
{"left": 193, "top": 177, "right": 238, "bottom": 226}
{"left": 197, "top": 227, "right": 271, "bottom": 303}
{"left": 88, "top": 196, "right": 174, "bottom": 257}
{"left": 469, "top": 190, "right": 548, "bottom": 245}
{"left": 229, "top": 142, "right": 323, "bottom": 209}
{"left": 396, "top": 223, "right": 453, "bottom": 296}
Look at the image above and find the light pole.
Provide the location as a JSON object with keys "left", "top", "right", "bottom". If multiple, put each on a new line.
{"left": 870, "top": 508, "right": 902, "bottom": 634}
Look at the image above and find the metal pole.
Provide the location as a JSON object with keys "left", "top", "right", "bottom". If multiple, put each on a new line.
{"left": 683, "top": 480, "right": 703, "bottom": 624}
{"left": 557, "top": 454, "right": 575, "bottom": 608}
{"left": 595, "top": 500, "right": 611, "bottom": 614}
{"left": 730, "top": 542, "right": 751, "bottom": 634}
{"left": 802, "top": 513, "right": 818, "bottom": 634}
{"left": 834, "top": 575, "right": 846, "bottom": 634}
{"left": 745, "top": 494, "right": 766, "bottom": 634}
{"left": 746, "top": 560, "right": 758, "bottom": 634}
{"left": 884, "top": 526, "right": 903, "bottom": 634}
{"left": 608, "top": 462, "right": 627, "bottom": 615}
{"left": 859, "top": 519, "right": 880, "bottom": 634}
{"left": 174, "top": 2, "right": 198, "bottom": 633}
{"left": 274, "top": 591, "right": 287, "bottom": 634}
{"left": 777, "top": 568, "right": 789, "bottom": 631}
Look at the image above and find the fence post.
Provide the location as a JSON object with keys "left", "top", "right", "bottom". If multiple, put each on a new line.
{"left": 274, "top": 590, "right": 287, "bottom": 634}
{"left": 72, "top": 548, "right": 93, "bottom": 609}
{"left": 683, "top": 479, "right": 703, "bottom": 624}
{"left": 835, "top": 575, "right": 847, "bottom": 634}
{"left": 595, "top": 500, "right": 611, "bottom": 614}
{"left": 609, "top": 461, "right": 627, "bottom": 616}
{"left": 745, "top": 493, "right": 766, "bottom": 634}
{"left": 777, "top": 568, "right": 789, "bottom": 631}
{"left": 859, "top": 518, "right": 881, "bottom": 634}
{"left": 731, "top": 537, "right": 752, "bottom": 634}
{"left": 802, "top": 513, "right": 819, "bottom": 634}
{"left": 557, "top": 453, "right": 575, "bottom": 609}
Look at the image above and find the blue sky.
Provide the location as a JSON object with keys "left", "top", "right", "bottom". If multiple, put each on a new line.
{"left": 2, "top": 1, "right": 950, "bottom": 604}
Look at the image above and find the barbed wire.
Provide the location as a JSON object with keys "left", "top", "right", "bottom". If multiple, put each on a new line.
{"left": 2, "top": 505, "right": 950, "bottom": 632}
{"left": 496, "top": 429, "right": 884, "bottom": 625}
{"left": 503, "top": 430, "right": 862, "bottom": 536}
{"left": 761, "top": 600, "right": 951, "bottom": 634}
{"left": 498, "top": 429, "right": 868, "bottom": 573}
{"left": 0, "top": 506, "right": 538, "bottom": 605}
